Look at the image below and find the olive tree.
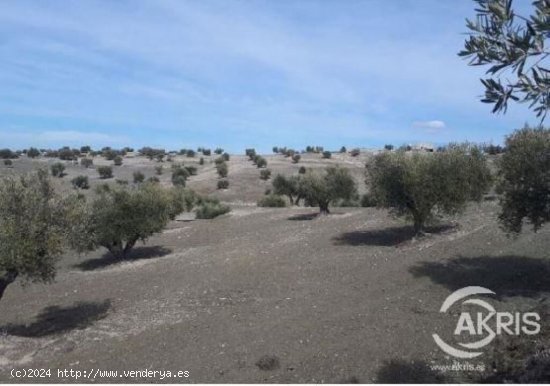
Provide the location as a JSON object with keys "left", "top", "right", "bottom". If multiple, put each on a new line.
{"left": 0, "top": 170, "right": 77, "bottom": 301}
{"left": 460, "top": 0, "right": 550, "bottom": 119}
{"left": 216, "top": 162, "right": 228, "bottom": 178}
{"left": 72, "top": 182, "right": 186, "bottom": 258}
{"left": 172, "top": 167, "right": 189, "bottom": 186}
{"left": 27, "top": 147, "right": 40, "bottom": 158}
{"left": 498, "top": 126, "right": 550, "bottom": 233}
{"left": 298, "top": 167, "right": 357, "bottom": 214}
{"left": 272, "top": 174, "right": 302, "bottom": 205}
{"left": 368, "top": 145, "right": 492, "bottom": 234}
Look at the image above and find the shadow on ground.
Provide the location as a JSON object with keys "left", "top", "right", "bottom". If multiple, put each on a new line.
{"left": 332, "top": 224, "right": 456, "bottom": 247}
{"left": 375, "top": 359, "right": 447, "bottom": 383}
{"left": 287, "top": 213, "right": 319, "bottom": 221}
{"left": 1, "top": 300, "right": 111, "bottom": 337}
{"left": 410, "top": 255, "right": 550, "bottom": 298}
{"left": 74, "top": 246, "right": 172, "bottom": 271}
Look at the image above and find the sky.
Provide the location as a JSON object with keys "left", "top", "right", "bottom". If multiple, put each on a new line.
{"left": 0, "top": 0, "right": 537, "bottom": 153}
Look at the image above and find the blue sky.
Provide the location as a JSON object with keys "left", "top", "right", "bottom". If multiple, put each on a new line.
{"left": 0, "top": 0, "right": 536, "bottom": 153}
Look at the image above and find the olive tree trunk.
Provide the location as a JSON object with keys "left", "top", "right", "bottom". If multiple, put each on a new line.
{"left": 0, "top": 270, "right": 18, "bottom": 302}
{"left": 319, "top": 201, "right": 330, "bottom": 215}
{"left": 105, "top": 237, "right": 139, "bottom": 259}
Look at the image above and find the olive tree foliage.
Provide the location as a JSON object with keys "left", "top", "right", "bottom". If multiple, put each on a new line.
{"left": 367, "top": 146, "right": 492, "bottom": 234}
{"left": 0, "top": 170, "right": 79, "bottom": 301}
{"left": 71, "top": 182, "right": 187, "bottom": 258}
{"left": 298, "top": 167, "right": 358, "bottom": 214}
{"left": 498, "top": 126, "right": 550, "bottom": 233}
{"left": 272, "top": 174, "right": 302, "bottom": 205}
{"left": 459, "top": 0, "right": 550, "bottom": 119}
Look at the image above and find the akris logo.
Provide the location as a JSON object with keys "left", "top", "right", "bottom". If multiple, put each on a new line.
{"left": 433, "top": 286, "right": 541, "bottom": 358}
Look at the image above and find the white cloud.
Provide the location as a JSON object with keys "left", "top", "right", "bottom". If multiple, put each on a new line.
{"left": 412, "top": 120, "right": 446, "bottom": 133}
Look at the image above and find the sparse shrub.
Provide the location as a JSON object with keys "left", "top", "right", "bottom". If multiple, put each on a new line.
{"left": 384, "top": 144, "right": 394, "bottom": 151}
{"left": 216, "top": 161, "right": 228, "bottom": 178}
{"left": 27, "top": 147, "right": 40, "bottom": 158}
{"left": 184, "top": 166, "right": 197, "bottom": 176}
{"left": 214, "top": 148, "right": 224, "bottom": 154}
{"left": 102, "top": 149, "right": 118, "bottom": 161}
{"left": 71, "top": 182, "right": 185, "bottom": 258}
{"left": 260, "top": 169, "right": 272, "bottom": 180}
{"left": 350, "top": 148, "right": 360, "bottom": 157}
{"left": 199, "top": 157, "right": 204, "bottom": 165}
{"left": 322, "top": 151, "right": 332, "bottom": 159}
{"left": 80, "top": 146, "right": 91, "bottom": 153}
{"left": 171, "top": 167, "right": 189, "bottom": 186}
{"left": 285, "top": 149, "right": 296, "bottom": 158}
{"left": 0, "top": 149, "right": 17, "bottom": 159}
{"left": 298, "top": 167, "right": 357, "bottom": 214}
{"left": 155, "top": 165, "right": 163, "bottom": 175}
{"left": 170, "top": 188, "right": 198, "bottom": 212}
{"left": 245, "top": 148, "right": 256, "bottom": 160}
{"left": 340, "top": 146, "right": 347, "bottom": 153}
{"left": 156, "top": 153, "right": 165, "bottom": 162}
{"left": 368, "top": 144, "right": 492, "bottom": 234}
{"left": 148, "top": 176, "right": 160, "bottom": 183}
{"left": 58, "top": 147, "right": 78, "bottom": 161}
{"left": 202, "top": 149, "right": 211, "bottom": 156}
{"left": 195, "top": 199, "right": 231, "bottom": 219}
{"left": 257, "top": 194, "right": 286, "bottom": 207}
{"left": 298, "top": 166, "right": 306, "bottom": 174}
{"left": 50, "top": 162, "right": 66, "bottom": 177}
{"left": 139, "top": 147, "right": 165, "bottom": 160}
{"left": 71, "top": 175, "right": 90, "bottom": 190}
{"left": 217, "top": 179, "right": 229, "bottom": 189}
{"left": 3, "top": 159, "right": 12, "bottom": 167}
{"left": 255, "top": 156, "right": 267, "bottom": 168}
{"left": 116, "top": 179, "right": 129, "bottom": 185}
{"left": 272, "top": 174, "right": 302, "bottom": 205}
{"left": 0, "top": 170, "right": 78, "bottom": 302}
{"left": 186, "top": 149, "right": 196, "bottom": 158}
{"left": 97, "top": 166, "right": 113, "bottom": 179}
{"left": 133, "top": 171, "right": 145, "bottom": 183}
{"left": 497, "top": 126, "right": 550, "bottom": 233}
{"left": 44, "top": 150, "right": 59, "bottom": 158}
{"left": 113, "top": 155, "right": 123, "bottom": 166}
{"left": 292, "top": 154, "right": 301, "bottom": 163}
{"left": 81, "top": 158, "right": 94, "bottom": 168}
{"left": 214, "top": 157, "right": 225, "bottom": 165}
{"left": 222, "top": 152, "right": 230, "bottom": 161}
